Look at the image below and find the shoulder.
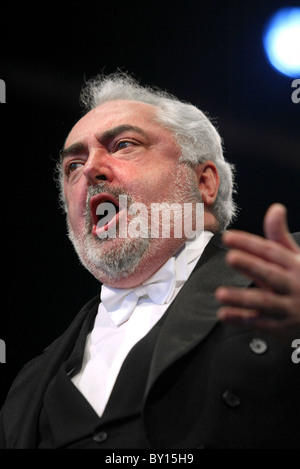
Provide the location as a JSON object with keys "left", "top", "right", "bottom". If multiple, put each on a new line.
{"left": 0, "top": 294, "right": 100, "bottom": 447}
{"left": 7, "top": 294, "right": 99, "bottom": 391}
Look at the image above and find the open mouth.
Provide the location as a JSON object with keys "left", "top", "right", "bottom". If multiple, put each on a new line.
{"left": 90, "top": 193, "right": 121, "bottom": 237}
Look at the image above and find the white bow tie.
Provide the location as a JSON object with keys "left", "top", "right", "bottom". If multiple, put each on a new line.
{"left": 100, "top": 257, "right": 176, "bottom": 326}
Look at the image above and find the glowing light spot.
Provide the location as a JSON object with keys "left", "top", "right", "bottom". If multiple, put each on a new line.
{"left": 263, "top": 8, "right": 300, "bottom": 77}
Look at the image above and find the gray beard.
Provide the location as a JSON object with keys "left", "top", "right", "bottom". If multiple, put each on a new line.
{"left": 67, "top": 223, "right": 150, "bottom": 282}
{"left": 67, "top": 184, "right": 150, "bottom": 281}
{"left": 66, "top": 165, "right": 202, "bottom": 282}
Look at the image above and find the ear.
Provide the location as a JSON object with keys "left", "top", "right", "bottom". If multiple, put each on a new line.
{"left": 195, "top": 161, "right": 220, "bottom": 206}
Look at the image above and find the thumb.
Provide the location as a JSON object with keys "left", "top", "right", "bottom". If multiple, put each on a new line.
{"left": 263, "top": 203, "right": 299, "bottom": 252}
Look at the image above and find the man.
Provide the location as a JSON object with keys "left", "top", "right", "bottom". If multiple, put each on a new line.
{"left": 1, "top": 72, "right": 299, "bottom": 449}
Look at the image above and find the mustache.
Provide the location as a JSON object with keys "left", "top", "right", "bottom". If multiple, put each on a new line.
{"left": 86, "top": 183, "right": 134, "bottom": 207}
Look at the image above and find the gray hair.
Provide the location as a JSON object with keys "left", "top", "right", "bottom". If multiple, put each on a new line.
{"left": 57, "top": 72, "right": 237, "bottom": 231}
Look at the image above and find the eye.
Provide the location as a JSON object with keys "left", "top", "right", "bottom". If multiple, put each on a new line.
{"left": 66, "top": 161, "right": 84, "bottom": 175}
{"left": 114, "top": 139, "right": 136, "bottom": 151}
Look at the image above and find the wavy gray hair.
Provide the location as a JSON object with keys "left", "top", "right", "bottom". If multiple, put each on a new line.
{"left": 57, "top": 72, "right": 237, "bottom": 231}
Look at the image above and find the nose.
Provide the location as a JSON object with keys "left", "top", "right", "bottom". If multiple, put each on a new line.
{"left": 83, "top": 150, "right": 114, "bottom": 186}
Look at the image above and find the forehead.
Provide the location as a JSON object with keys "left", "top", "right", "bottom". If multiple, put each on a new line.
{"left": 65, "top": 100, "right": 162, "bottom": 146}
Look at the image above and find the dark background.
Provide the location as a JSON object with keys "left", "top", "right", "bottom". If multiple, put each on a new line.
{"left": 1, "top": 0, "right": 299, "bottom": 405}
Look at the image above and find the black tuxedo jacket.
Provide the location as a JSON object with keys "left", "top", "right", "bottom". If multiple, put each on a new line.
{"left": 1, "top": 233, "right": 300, "bottom": 448}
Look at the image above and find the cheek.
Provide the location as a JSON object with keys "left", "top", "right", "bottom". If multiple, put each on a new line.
{"left": 64, "top": 182, "right": 88, "bottom": 232}
{"left": 141, "top": 168, "right": 178, "bottom": 201}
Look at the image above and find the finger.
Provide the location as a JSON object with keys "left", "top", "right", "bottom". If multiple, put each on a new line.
{"left": 222, "top": 230, "right": 299, "bottom": 270}
{"left": 217, "top": 306, "right": 259, "bottom": 324}
{"left": 224, "top": 250, "right": 293, "bottom": 293}
{"left": 215, "top": 286, "right": 290, "bottom": 316}
{"left": 263, "top": 203, "right": 299, "bottom": 253}
{"left": 217, "top": 306, "right": 291, "bottom": 337}
{"left": 217, "top": 306, "right": 299, "bottom": 342}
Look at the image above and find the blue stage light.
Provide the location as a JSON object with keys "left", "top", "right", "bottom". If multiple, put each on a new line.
{"left": 263, "top": 7, "right": 300, "bottom": 78}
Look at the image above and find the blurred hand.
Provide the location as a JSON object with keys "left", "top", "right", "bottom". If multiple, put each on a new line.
{"left": 215, "top": 204, "right": 300, "bottom": 342}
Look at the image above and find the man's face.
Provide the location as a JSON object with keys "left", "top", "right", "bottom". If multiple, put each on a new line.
{"left": 62, "top": 99, "right": 202, "bottom": 287}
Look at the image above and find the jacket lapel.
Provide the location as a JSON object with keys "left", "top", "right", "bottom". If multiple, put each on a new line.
{"left": 145, "top": 233, "right": 252, "bottom": 396}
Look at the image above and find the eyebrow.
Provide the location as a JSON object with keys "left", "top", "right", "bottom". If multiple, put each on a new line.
{"left": 59, "top": 142, "right": 86, "bottom": 162}
{"left": 60, "top": 124, "right": 148, "bottom": 162}
{"left": 96, "top": 124, "right": 148, "bottom": 143}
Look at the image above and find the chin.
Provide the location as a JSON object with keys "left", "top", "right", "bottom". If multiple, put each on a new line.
{"left": 76, "top": 233, "right": 151, "bottom": 282}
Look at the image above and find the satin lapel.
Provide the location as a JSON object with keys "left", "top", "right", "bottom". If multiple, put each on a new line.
{"left": 145, "top": 233, "right": 252, "bottom": 396}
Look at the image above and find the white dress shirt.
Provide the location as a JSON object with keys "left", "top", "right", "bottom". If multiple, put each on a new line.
{"left": 71, "top": 231, "right": 213, "bottom": 416}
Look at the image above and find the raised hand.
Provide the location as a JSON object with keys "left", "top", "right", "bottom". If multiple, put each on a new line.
{"left": 215, "top": 204, "right": 300, "bottom": 342}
